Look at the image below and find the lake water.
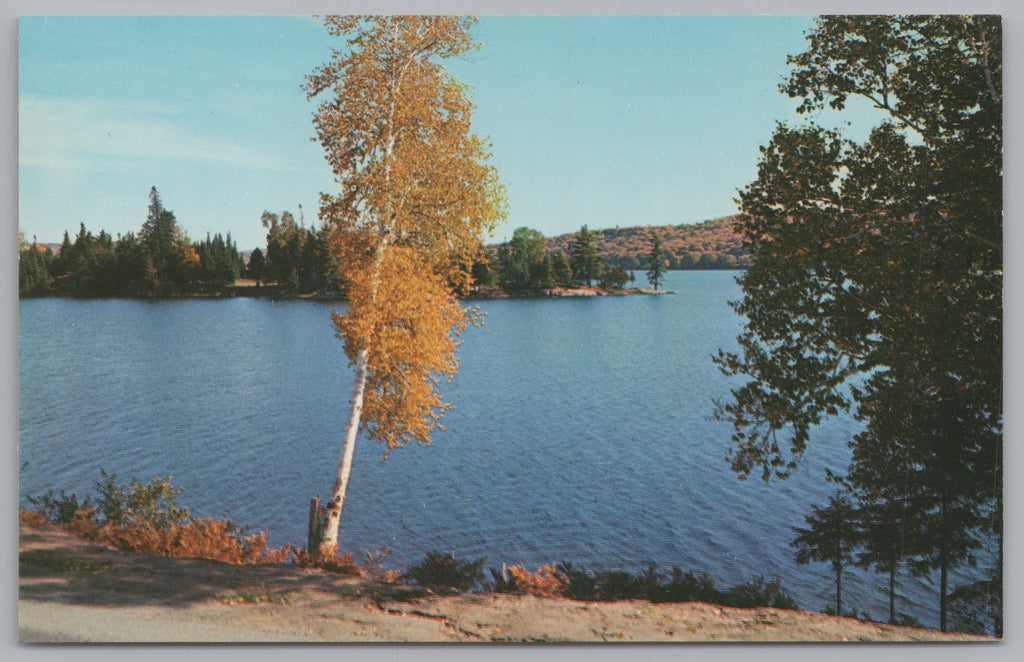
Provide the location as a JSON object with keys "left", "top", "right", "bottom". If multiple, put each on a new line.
{"left": 18, "top": 271, "right": 970, "bottom": 627}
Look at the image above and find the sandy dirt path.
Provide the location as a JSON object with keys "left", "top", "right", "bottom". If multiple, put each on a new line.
{"left": 18, "top": 524, "right": 992, "bottom": 643}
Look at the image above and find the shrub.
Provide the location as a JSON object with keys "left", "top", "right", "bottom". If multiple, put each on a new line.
{"left": 948, "top": 570, "right": 1002, "bottom": 637}
{"left": 27, "top": 472, "right": 295, "bottom": 567}
{"left": 658, "top": 568, "right": 721, "bottom": 604}
{"left": 19, "top": 508, "right": 48, "bottom": 527}
{"left": 721, "top": 575, "right": 799, "bottom": 610}
{"left": 635, "top": 564, "right": 666, "bottom": 601}
{"left": 61, "top": 515, "right": 294, "bottom": 565}
{"left": 95, "top": 470, "right": 191, "bottom": 529}
{"left": 595, "top": 570, "right": 644, "bottom": 601}
{"left": 556, "top": 561, "right": 597, "bottom": 601}
{"left": 405, "top": 551, "right": 485, "bottom": 593}
{"left": 26, "top": 490, "right": 93, "bottom": 525}
{"left": 893, "top": 613, "right": 925, "bottom": 629}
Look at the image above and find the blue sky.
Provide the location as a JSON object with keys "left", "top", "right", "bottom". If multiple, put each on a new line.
{"left": 19, "top": 14, "right": 887, "bottom": 250}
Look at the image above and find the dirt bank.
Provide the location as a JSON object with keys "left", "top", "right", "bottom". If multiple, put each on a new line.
{"left": 18, "top": 524, "right": 992, "bottom": 643}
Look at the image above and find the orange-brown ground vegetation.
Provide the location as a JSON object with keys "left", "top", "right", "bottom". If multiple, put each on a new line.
{"left": 18, "top": 508, "right": 361, "bottom": 575}
{"left": 504, "top": 564, "right": 570, "bottom": 597}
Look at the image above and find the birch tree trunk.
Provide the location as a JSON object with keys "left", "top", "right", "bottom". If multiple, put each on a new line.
{"left": 322, "top": 347, "right": 370, "bottom": 549}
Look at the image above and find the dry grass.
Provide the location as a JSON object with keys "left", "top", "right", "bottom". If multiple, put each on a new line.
{"left": 20, "top": 507, "right": 386, "bottom": 580}
{"left": 363, "top": 549, "right": 403, "bottom": 583}
{"left": 18, "top": 508, "right": 368, "bottom": 570}
{"left": 18, "top": 509, "right": 47, "bottom": 527}
{"left": 60, "top": 515, "right": 293, "bottom": 565}
{"left": 505, "top": 564, "right": 569, "bottom": 598}
{"left": 290, "top": 542, "right": 362, "bottom": 576}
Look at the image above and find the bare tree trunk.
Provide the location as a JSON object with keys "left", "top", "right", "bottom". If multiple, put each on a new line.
{"left": 888, "top": 562, "right": 896, "bottom": 624}
{"left": 321, "top": 347, "right": 370, "bottom": 549}
{"left": 307, "top": 497, "right": 324, "bottom": 551}
{"left": 835, "top": 561, "right": 843, "bottom": 617}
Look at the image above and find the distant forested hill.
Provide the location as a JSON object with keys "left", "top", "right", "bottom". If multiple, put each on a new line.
{"left": 543, "top": 215, "right": 749, "bottom": 270}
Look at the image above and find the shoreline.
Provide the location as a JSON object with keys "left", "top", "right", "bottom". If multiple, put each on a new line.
{"left": 15, "top": 288, "right": 676, "bottom": 302}
{"left": 18, "top": 268, "right": 743, "bottom": 302}
{"left": 18, "top": 523, "right": 991, "bottom": 644}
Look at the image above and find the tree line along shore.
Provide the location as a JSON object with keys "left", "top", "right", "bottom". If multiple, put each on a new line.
{"left": 18, "top": 187, "right": 742, "bottom": 300}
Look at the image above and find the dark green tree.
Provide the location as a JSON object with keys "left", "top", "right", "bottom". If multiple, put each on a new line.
{"left": 261, "top": 209, "right": 327, "bottom": 294}
{"left": 113, "top": 231, "right": 153, "bottom": 295}
{"left": 470, "top": 255, "right": 495, "bottom": 288}
{"left": 600, "top": 264, "right": 629, "bottom": 290}
{"left": 791, "top": 493, "right": 859, "bottom": 617}
{"left": 713, "top": 16, "right": 1001, "bottom": 632}
{"left": 192, "top": 232, "right": 240, "bottom": 291}
{"left": 139, "top": 187, "right": 186, "bottom": 287}
{"left": 18, "top": 239, "right": 54, "bottom": 296}
{"left": 551, "top": 251, "right": 573, "bottom": 287}
{"left": 530, "top": 253, "right": 555, "bottom": 290}
{"left": 845, "top": 401, "right": 930, "bottom": 625}
{"left": 498, "top": 227, "right": 547, "bottom": 294}
{"left": 246, "top": 247, "right": 266, "bottom": 281}
{"left": 53, "top": 231, "right": 74, "bottom": 279}
{"left": 569, "top": 225, "right": 600, "bottom": 286}
{"left": 646, "top": 230, "right": 667, "bottom": 290}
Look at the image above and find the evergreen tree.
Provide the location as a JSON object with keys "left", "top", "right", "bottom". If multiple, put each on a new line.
{"left": 139, "top": 187, "right": 175, "bottom": 281}
{"left": 551, "top": 251, "right": 573, "bottom": 287}
{"left": 791, "top": 493, "right": 859, "bottom": 617}
{"left": 600, "top": 264, "right": 629, "bottom": 289}
{"left": 52, "top": 230, "right": 74, "bottom": 280}
{"left": 261, "top": 209, "right": 327, "bottom": 294}
{"left": 569, "top": 225, "right": 600, "bottom": 286}
{"left": 18, "top": 240, "right": 54, "bottom": 296}
{"left": 646, "top": 230, "right": 667, "bottom": 290}
{"left": 246, "top": 247, "right": 266, "bottom": 281}
{"left": 114, "top": 231, "right": 153, "bottom": 295}
{"left": 847, "top": 377, "right": 931, "bottom": 625}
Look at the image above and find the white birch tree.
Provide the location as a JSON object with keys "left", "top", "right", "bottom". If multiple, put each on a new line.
{"left": 304, "top": 16, "right": 505, "bottom": 551}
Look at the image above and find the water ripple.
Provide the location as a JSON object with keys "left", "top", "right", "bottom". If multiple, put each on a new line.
{"left": 18, "top": 274, "right": 960, "bottom": 628}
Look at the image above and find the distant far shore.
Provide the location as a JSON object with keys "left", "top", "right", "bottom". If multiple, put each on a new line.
{"left": 16, "top": 287, "right": 675, "bottom": 302}
{"left": 19, "top": 269, "right": 747, "bottom": 302}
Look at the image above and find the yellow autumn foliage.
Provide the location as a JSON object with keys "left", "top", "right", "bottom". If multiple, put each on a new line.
{"left": 307, "top": 16, "right": 504, "bottom": 458}
{"left": 334, "top": 247, "right": 478, "bottom": 455}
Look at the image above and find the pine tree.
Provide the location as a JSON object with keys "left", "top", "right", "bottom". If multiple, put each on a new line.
{"left": 569, "top": 225, "right": 600, "bottom": 286}
{"left": 138, "top": 187, "right": 187, "bottom": 288}
{"left": 246, "top": 247, "right": 266, "bottom": 281}
{"left": 646, "top": 230, "right": 667, "bottom": 290}
{"left": 551, "top": 251, "right": 573, "bottom": 287}
{"left": 791, "top": 493, "right": 859, "bottom": 617}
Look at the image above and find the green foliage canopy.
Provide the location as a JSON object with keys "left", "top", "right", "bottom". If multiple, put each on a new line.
{"left": 713, "top": 15, "right": 1001, "bottom": 632}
